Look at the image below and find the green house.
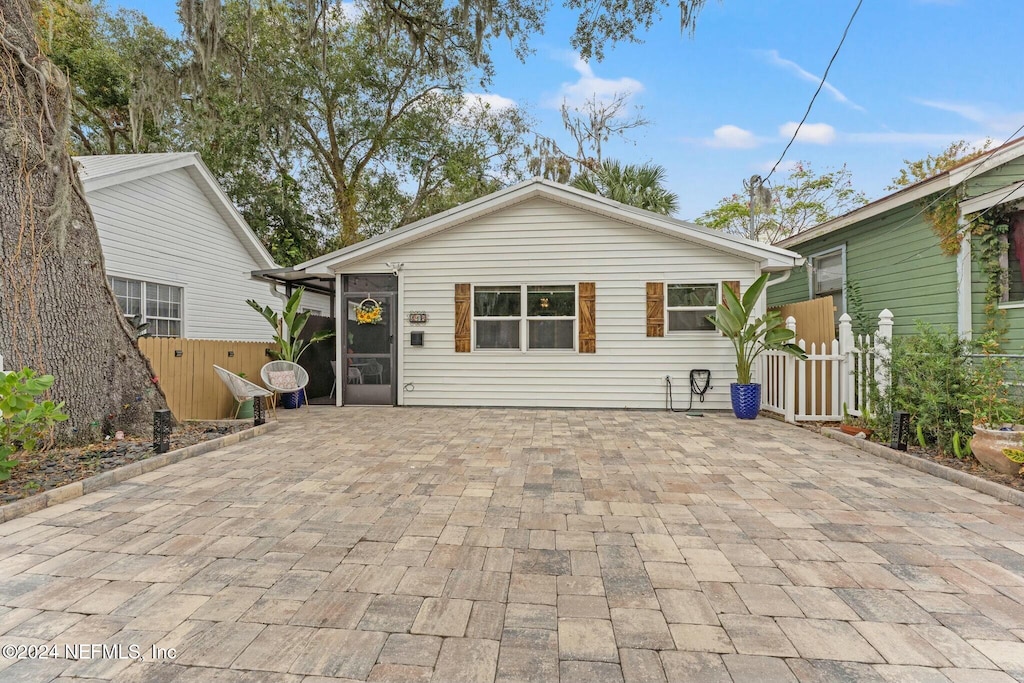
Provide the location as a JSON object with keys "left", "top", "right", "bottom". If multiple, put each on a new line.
{"left": 768, "top": 138, "right": 1024, "bottom": 350}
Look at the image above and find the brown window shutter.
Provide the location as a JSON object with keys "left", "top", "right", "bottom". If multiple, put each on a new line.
{"left": 578, "top": 282, "right": 596, "bottom": 353}
{"left": 646, "top": 282, "right": 664, "bottom": 337}
{"left": 455, "top": 283, "right": 471, "bottom": 352}
{"left": 723, "top": 280, "right": 740, "bottom": 307}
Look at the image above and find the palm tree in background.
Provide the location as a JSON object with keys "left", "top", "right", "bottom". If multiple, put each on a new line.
{"left": 570, "top": 159, "right": 679, "bottom": 215}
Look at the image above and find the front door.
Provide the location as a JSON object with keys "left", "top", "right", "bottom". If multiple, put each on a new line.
{"left": 344, "top": 292, "right": 395, "bottom": 405}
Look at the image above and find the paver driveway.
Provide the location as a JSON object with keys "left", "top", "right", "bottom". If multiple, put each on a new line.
{"left": 1, "top": 408, "right": 1023, "bottom": 683}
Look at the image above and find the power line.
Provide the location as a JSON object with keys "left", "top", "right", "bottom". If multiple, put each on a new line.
{"left": 853, "top": 122, "right": 1024, "bottom": 247}
{"left": 763, "top": 0, "right": 863, "bottom": 184}
{"left": 794, "top": 117, "right": 1024, "bottom": 278}
{"left": 851, "top": 176, "right": 1024, "bottom": 278}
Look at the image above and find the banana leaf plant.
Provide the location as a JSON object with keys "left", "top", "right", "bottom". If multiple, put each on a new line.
{"left": 247, "top": 287, "right": 334, "bottom": 363}
{"left": 708, "top": 274, "right": 806, "bottom": 384}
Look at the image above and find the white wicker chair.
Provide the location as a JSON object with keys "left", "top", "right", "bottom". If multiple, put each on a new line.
{"left": 213, "top": 365, "right": 275, "bottom": 418}
{"left": 261, "top": 360, "right": 310, "bottom": 410}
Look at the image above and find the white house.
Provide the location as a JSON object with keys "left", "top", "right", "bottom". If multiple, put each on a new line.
{"left": 272, "top": 179, "right": 803, "bottom": 410}
{"left": 75, "top": 153, "right": 330, "bottom": 341}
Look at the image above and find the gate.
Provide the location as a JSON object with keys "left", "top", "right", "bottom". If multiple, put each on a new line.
{"left": 761, "top": 310, "right": 893, "bottom": 422}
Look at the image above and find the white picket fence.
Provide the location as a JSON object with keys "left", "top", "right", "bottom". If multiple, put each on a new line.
{"left": 761, "top": 309, "right": 893, "bottom": 422}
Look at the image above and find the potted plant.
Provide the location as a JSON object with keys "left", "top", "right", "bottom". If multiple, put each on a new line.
{"left": 234, "top": 373, "right": 254, "bottom": 419}
{"left": 247, "top": 287, "right": 334, "bottom": 409}
{"left": 966, "top": 345, "right": 1023, "bottom": 475}
{"left": 709, "top": 274, "right": 806, "bottom": 419}
{"left": 840, "top": 402, "right": 874, "bottom": 439}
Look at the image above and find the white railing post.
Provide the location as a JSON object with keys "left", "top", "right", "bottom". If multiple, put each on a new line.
{"left": 838, "top": 313, "right": 854, "bottom": 415}
{"left": 0, "top": 352, "right": 4, "bottom": 372}
{"left": 784, "top": 317, "right": 797, "bottom": 423}
{"left": 875, "top": 309, "right": 893, "bottom": 396}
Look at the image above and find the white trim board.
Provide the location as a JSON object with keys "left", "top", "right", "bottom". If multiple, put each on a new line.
{"left": 959, "top": 179, "right": 1024, "bottom": 216}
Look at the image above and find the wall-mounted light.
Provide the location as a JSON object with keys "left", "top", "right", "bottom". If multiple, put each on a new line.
{"left": 227, "top": 350, "right": 235, "bottom": 357}
{"left": 174, "top": 350, "right": 183, "bottom": 357}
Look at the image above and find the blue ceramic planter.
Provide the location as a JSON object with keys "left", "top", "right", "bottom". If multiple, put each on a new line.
{"left": 279, "top": 390, "right": 306, "bottom": 409}
{"left": 730, "top": 383, "right": 761, "bottom": 420}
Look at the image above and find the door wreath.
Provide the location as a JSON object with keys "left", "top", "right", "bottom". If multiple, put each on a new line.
{"left": 355, "top": 298, "right": 383, "bottom": 325}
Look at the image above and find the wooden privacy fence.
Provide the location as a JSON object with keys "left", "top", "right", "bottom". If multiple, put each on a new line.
{"left": 761, "top": 309, "right": 893, "bottom": 422}
{"left": 139, "top": 338, "right": 276, "bottom": 420}
{"left": 770, "top": 296, "right": 836, "bottom": 348}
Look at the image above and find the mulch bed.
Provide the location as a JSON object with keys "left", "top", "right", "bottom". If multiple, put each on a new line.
{"left": 0, "top": 422, "right": 248, "bottom": 504}
{"left": 763, "top": 411, "right": 1024, "bottom": 493}
{"left": 899, "top": 444, "right": 1024, "bottom": 493}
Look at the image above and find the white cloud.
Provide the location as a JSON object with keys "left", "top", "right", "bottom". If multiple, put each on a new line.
{"left": 549, "top": 55, "right": 644, "bottom": 109}
{"left": 706, "top": 125, "right": 761, "bottom": 149}
{"left": 912, "top": 99, "right": 1024, "bottom": 135}
{"left": 755, "top": 159, "right": 799, "bottom": 174}
{"left": 842, "top": 131, "right": 974, "bottom": 145}
{"left": 913, "top": 99, "right": 987, "bottom": 124}
{"left": 463, "top": 93, "right": 517, "bottom": 112}
{"left": 779, "top": 121, "right": 836, "bottom": 145}
{"left": 758, "top": 50, "right": 865, "bottom": 112}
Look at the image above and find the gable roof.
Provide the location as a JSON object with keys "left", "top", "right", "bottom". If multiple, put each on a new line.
{"left": 73, "top": 153, "right": 276, "bottom": 270}
{"left": 775, "top": 136, "right": 1024, "bottom": 249}
{"left": 292, "top": 178, "right": 803, "bottom": 276}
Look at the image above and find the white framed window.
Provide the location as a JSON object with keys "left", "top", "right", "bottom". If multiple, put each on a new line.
{"left": 808, "top": 246, "right": 845, "bottom": 323}
{"left": 1001, "top": 228, "right": 1024, "bottom": 304}
{"left": 108, "top": 276, "right": 183, "bottom": 337}
{"left": 472, "top": 284, "right": 576, "bottom": 351}
{"left": 474, "top": 286, "right": 521, "bottom": 349}
{"left": 666, "top": 283, "right": 718, "bottom": 332}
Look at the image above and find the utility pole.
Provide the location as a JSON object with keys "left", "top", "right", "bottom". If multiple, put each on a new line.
{"left": 744, "top": 174, "right": 771, "bottom": 242}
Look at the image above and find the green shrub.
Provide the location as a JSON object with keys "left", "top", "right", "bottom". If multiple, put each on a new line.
{"left": 0, "top": 369, "right": 68, "bottom": 481}
{"left": 870, "top": 325, "right": 1022, "bottom": 454}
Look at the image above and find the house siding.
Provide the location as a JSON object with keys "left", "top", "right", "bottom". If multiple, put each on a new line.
{"left": 965, "top": 157, "right": 1024, "bottom": 198}
{"left": 339, "top": 197, "right": 761, "bottom": 410}
{"left": 768, "top": 202, "right": 958, "bottom": 337}
{"left": 90, "top": 168, "right": 283, "bottom": 341}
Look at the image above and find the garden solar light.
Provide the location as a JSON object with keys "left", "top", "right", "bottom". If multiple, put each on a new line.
{"left": 153, "top": 410, "right": 172, "bottom": 454}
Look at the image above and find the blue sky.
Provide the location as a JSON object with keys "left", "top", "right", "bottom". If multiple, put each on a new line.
{"left": 115, "top": 0, "right": 1024, "bottom": 220}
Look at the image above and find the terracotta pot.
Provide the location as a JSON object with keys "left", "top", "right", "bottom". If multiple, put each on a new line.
{"left": 970, "top": 425, "right": 1024, "bottom": 476}
{"left": 840, "top": 424, "right": 873, "bottom": 439}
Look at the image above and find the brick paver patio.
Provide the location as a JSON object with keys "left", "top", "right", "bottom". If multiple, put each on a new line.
{"left": 1, "top": 407, "right": 1023, "bottom": 682}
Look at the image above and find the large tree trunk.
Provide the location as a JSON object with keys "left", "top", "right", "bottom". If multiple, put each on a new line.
{"left": 0, "top": 0, "right": 167, "bottom": 441}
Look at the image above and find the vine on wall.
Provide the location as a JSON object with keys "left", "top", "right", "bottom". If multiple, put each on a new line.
{"left": 972, "top": 213, "right": 1011, "bottom": 344}
{"left": 921, "top": 184, "right": 965, "bottom": 256}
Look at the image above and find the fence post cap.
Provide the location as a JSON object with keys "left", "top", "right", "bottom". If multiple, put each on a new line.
{"left": 878, "top": 308, "right": 894, "bottom": 321}
{"left": 838, "top": 313, "right": 852, "bottom": 322}
{"left": 785, "top": 315, "right": 797, "bottom": 324}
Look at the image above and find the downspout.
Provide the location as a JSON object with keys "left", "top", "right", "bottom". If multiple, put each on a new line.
{"left": 764, "top": 270, "right": 792, "bottom": 288}
{"left": 956, "top": 217, "right": 972, "bottom": 341}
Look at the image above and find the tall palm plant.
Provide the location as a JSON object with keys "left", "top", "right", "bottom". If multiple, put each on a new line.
{"left": 570, "top": 159, "right": 679, "bottom": 215}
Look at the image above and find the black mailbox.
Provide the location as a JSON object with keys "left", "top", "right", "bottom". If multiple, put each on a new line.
{"left": 410, "top": 331, "right": 424, "bottom": 346}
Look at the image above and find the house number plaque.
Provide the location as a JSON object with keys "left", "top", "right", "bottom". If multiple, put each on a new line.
{"left": 408, "top": 312, "right": 428, "bottom": 325}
